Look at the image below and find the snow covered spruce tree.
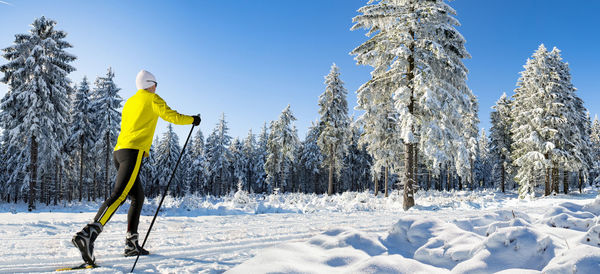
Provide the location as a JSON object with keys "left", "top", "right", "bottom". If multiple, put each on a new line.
{"left": 0, "top": 118, "right": 20, "bottom": 203}
{"left": 474, "top": 128, "right": 491, "bottom": 188}
{"left": 155, "top": 124, "right": 182, "bottom": 196}
{"left": 0, "top": 128, "right": 10, "bottom": 202}
{"left": 67, "top": 77, "right": 95, "bottom": 201}
{"left": 549, "top": 47, "right": 592, "bottom": 194}
{"left": 300, "top": 121, "right": 324, "bottom": 194}
{"left": 512, "top": 45, "right": 560, "bottom": 197}
{"left": 317, "top": 63, "right": 351, "bottom": 196}
{"left": 351, "top": 43, "right": 403, "bottom": 198}
{"left": 254, "top": 123, "right": 269, "bottom": 193}
{"left": 139, "top": 143, "right": 158, "bottom": 197}
{"left": 289, "top": 125, "right": 303, "bottom": 192}
{"left": 205, "top": 113, "right": 232, "bottom": 196}
{"left": 0, "top": 17, "right": 75, "bottom": 210}
{"left": 354, "top": 74, "right": 402, "bottom": 198}
{"left": 265, "top": 105, "right": 299, "bottom": 193}
{"left": 90, "top": 67, "right": 122, "bottom": 199}
{"left": 464, "top": 95, "right": 480, "bottom": 190}
{"left": 229, "top": 138, "right": 248, "bottom": 191}
{"left": 189, "top": 129, "right": 208, "bottom": 194}
{"left": 343, "top": 119, "right": 373, "bottom": 192}
{"left": 146, "top": 137, "right": 163, "bottom": 197}
{"left": 489, "top": 93, "right": 514, "bottom": 192}
{"left": 179, "top": 137, "right": 194, "bottom": 196}
{"left": 591, "top": 116, "right": 600, "bottom": 185}
{"left": 576, "top": 112, "right": 593, "bottom": 192}
{"left": 242, "top": 130, "right": 257, "bottom": 192}
{"left": 0, "top": 136, "right": 5, "bottom": 202}
{"left": 352, "top": 0, "right": 474, "bottom": 209}
{"left": 511, "top": 45, "right": 588, "bottom": 197}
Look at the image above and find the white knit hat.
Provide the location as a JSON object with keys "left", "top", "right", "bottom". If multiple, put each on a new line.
{"left": 136, "top": 70, "right": 157, "bottom": 90}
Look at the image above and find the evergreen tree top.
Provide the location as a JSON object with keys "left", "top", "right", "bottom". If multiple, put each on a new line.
{"left": 591, "top": 115, "right": 600, "bottom": 144}
{"left": 1, "top": 16, "right": 76, "bottom": 85}
{"left": 318, "top": 63, "right": 349, "bottom": 128}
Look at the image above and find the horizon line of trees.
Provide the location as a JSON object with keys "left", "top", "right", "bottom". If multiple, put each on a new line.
{"left": 1, "top": 6, "right": 599, "bottom": 210}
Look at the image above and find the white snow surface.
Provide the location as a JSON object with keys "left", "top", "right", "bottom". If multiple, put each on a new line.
{"left": 1, "top": 189, "right": 600, "bottom": 273}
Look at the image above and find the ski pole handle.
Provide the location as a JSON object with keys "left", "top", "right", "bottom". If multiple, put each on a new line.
{"left": 192, "top": 114, "right": 201, "bottom": 126}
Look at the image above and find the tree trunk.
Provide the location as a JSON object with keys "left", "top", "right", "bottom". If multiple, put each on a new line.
{"left": 437, "top": 164, "right": 442, "bottom": 191}
{"left": 59, "top": 165, "right": 63, "bottom": 203}
{"left": 403, "top": 143, "right": 415, "bottom": 210}
{"left": 41, "top": 175, "right": 46, "bottom": 205}
{"left": 563, "top": 170, "right": 568, "bottom": 194}
{"left": 501, "top": 163, "right": 505, "bottom": 193}
{"left": 384, "top": 166, "right": 389, "bottom": 198}
{"left": 105, "top": 132, "right": 110, "bottom": 200}
{"left": 351, "top": 161, "right": 356, "bottom": 192}
{"left": 458, "top": 176, "right": 463, "bottom": 191}
{"left": 92, "top": 162, "right": 97, "bottom": 201}
{"left": 374, "top": 173, "right": 379, "bottom": 196}
{"left": 211, "top": 177, "right": 216, "bottom": 196}
{"left": 544, "top": 153, "right": 550, "bottom": 196}
{"left": 29, "top": 135, "right": 38, "bottom": 211}
{"left": 279, "top": 159, "right": 284, "bottom": 194}
{"left": 313, "top": 172, "right": 319, "bottom": 194}
{"left": 550, "top": 167, "right": 556, "bottom": 194}
{"left": 328, "top": 145, "right": 334, "bottom": 196}
{"left": 552, "top": 163, "right": 559, "bottom": 194}
{"left": 446, "top": 164, "right": 451, "bottom": 191}
{"left": 54, "top": 157, "right": 59, "bottom": 206}
{"left": 246, "top": 163, "right": 251, "bottom": 192}
{"left": 403, "top": 24, "right": 416, "bottom": 211}
{"left": 470, "top": 158, "right": 474, "bottom": 190}
{"left": 414, "top": 146, "right": 418, "bottom": 191}
{"left": 579, "top": 170, "right": 583, "bottom": 193}
{"left": 47, "top": 174, "right": 51, "bottom": 205}
{"left": 545, "top": 167, "right": 551, "bottom": 196}
{"left": 427, "top": 170, "right": 431, "bottom": 191}
{"left": 80, "top": 137, "right": 84, "bottom": 202}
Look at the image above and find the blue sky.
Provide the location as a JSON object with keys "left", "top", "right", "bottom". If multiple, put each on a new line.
{"left": 1, "top": 0, "right": 598, "bottom": 142}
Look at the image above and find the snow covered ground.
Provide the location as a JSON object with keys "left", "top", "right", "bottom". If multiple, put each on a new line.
{"left": 0, "top": 189, "right": 599, "bottom": 273}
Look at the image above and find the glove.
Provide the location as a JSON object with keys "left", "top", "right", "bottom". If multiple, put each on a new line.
{"left": 192, "top": 115, "right": 201, "bottom": 126}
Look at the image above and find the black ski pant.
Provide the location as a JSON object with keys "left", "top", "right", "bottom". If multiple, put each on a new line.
{"left": 94, "top": 149, "right": 145, "bottom": 234}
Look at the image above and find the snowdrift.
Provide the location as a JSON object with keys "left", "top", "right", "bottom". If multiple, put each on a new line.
{"left": 229, "top": 196, "right": 600, "bottom": 273}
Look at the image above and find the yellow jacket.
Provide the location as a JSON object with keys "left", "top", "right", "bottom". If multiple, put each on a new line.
{"left": 114, "top": 89, "right": 194, "bottom": 156}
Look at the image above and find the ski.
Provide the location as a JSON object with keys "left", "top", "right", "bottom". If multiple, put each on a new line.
{"left": 56, "top": 263, "right": 99, "bottom": 271}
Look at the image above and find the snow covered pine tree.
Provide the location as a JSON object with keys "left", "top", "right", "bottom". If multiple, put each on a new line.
{"left": 204, "top": 113, "right": 233, "bottom": 196}
{"left": 489, "top": 93, "right": 514, "bottom": 193}
{"left": 265, "top": 105, "right": 299, "bottom": 193}
{"left": 0, "top": 16, "right": 75, "bottom": 210}
{"left": 91, "top": 68, "right": 122, "bottom": 199}
{"left": 511, "top": 45, "right": 590, "bottom": 198}
{"left": 352, "top": 0, "right": 474, "bottom": 209}
{"left": 317, "top": 64, "right": 350, "bottom": 196}
{"left": 155, "top": 124, "right": 182, "bottom": 196}
{"left": 68, "top": 77, "right": 95, "bottom": 201}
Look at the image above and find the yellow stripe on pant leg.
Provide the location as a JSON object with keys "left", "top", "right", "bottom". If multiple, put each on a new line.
{"left": 99, "top": 150, "right": 144, "bottom": 225}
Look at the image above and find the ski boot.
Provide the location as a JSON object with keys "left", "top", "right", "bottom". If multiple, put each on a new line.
{"left": 124, "top": 232, "right": 150, "bottom": 257}
{"left": 72, "top": 222, "right": 102, "bottom": 265}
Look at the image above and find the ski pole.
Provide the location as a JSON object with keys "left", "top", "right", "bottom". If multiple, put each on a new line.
{"left": 131, "top": 123, "right": 196, "bottom": 272}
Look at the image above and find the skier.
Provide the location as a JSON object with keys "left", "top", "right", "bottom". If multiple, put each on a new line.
{"left": 71, "top": 70, "right": 200, "bottom": 265}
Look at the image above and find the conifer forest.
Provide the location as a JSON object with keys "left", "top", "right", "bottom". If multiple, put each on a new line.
{"left": 0, "top": 4, "right": 598, "bottom": 213}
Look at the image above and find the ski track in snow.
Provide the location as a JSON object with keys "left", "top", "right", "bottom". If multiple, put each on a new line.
{"left": 0, "top": 189, "right": 599, "bottom": 273}
{"left": 0, "top": 211, "right": 400, "bottom": 273}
